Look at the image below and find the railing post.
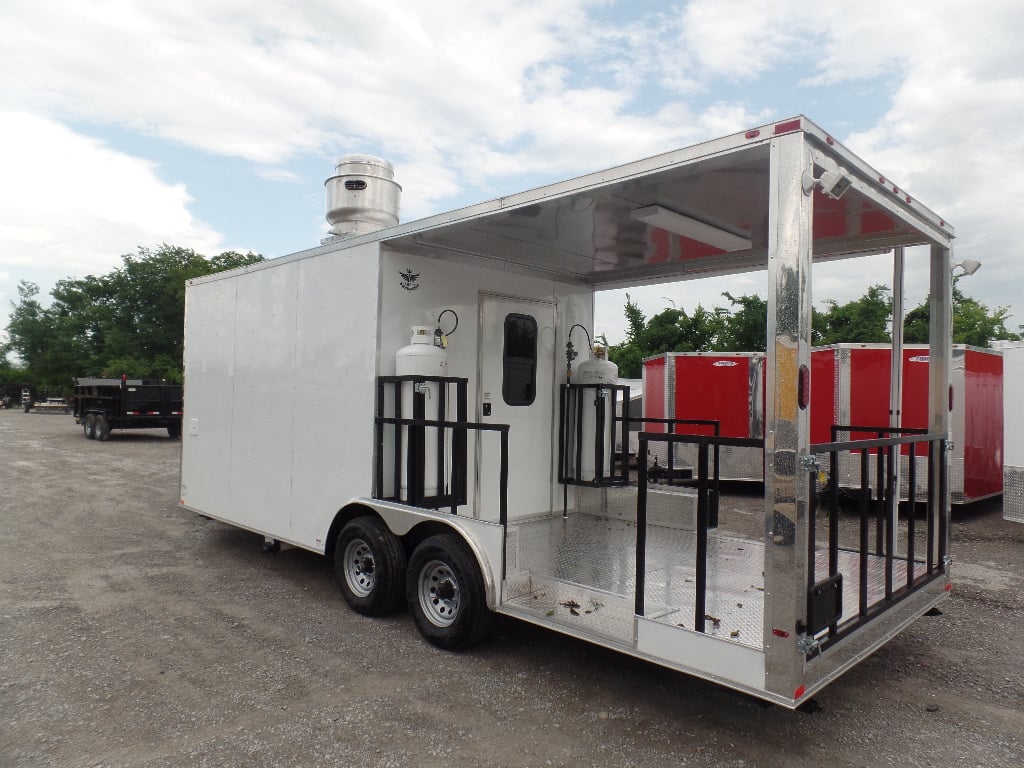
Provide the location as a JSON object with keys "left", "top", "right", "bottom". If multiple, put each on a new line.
{"left": 635, "top": 436, "right": 649, "bottom": 617}
{"left": 695, "top": 442, "right": 709, "bottom": 633}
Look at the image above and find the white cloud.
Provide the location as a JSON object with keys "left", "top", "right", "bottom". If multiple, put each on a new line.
{"left": 0, "top": 112, "right": 226, "bottom": 338}
{"left": 1, "top": 0, "right": 1022, "bottom": 337}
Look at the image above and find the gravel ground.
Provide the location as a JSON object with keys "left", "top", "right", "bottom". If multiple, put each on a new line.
{"left": 1, "top": 409, "right": 1022, "bottom": 767}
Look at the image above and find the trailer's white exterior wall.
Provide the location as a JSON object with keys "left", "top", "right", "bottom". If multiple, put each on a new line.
{"left": 182, "top": 243, "right": 594, "bottom": 551}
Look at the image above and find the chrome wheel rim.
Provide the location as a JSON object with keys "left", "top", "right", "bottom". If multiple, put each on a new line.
{"left": 418, "top": 559, "right": 460, "bottom": 627}
{"left": 343, "top": 538, "right": 375, "bottom": 597}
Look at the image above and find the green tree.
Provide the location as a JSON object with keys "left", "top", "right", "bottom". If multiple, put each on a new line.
{"left": 814, "top": 284, "right": 892, "bottom": 345}
{"left": 3, "top": 245, "right": 263, "bottom": 389}
{"left": 606, "top": 295, "right": 727, "bottom": 377}
{"left": 904, "top": 282, "right": 1021, "bottom": 346}
{"left": 718, "top": 292, "right": 767, "bottom": 352}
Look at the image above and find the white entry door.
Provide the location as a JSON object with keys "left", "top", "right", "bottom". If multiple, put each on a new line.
{"left": 477, "top": 294, "right": 556, "bottom": 520}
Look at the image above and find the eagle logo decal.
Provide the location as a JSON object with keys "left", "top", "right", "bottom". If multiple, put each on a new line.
{"left": 399, "top": 269, "right": 420, "bottom": 291}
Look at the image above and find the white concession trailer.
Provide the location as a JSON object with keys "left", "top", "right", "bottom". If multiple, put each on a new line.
{"left": 999, "top": 341, "right": 1024, "bottom": 522}
{"left": 181, "top": 117, "right": 956, "bottom": 708}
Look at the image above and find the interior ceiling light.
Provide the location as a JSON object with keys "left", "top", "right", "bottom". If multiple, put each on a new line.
{"left": 630, "top": 205, "right": 752, "bottom": 252}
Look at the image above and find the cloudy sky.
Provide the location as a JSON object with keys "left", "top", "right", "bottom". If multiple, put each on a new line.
{"left": 1, "top": 0, "right": 1022, "bottom": 346}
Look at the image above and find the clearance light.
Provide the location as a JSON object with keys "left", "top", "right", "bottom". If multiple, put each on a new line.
{"left": 631, "top": 205, "right": 752, "bottom": 252}
{"left": 945, "top": 583, "right": 953, "bottom": 592}
{"left": 794, "top": 685, "right": 806, "bottom": 699}
{"left": 772, "top": 628, "right": 790, "bottom": 638}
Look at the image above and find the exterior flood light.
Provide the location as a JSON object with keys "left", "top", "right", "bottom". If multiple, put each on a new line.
{"left": 631, "top": 205, "right": 752, "bottom": 252}
{"left": 802, "top": 166, "right": 852, "bottom": 200}
{"left": 953, "top": 259, "right": 982, "bottom": 276}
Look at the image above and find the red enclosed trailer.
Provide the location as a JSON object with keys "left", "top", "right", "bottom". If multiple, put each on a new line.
{"left": 642, "top": 352, "right": 764, "bottom": 481}
{"left": 811, "top": 344, "right": 1002, "bottom": 504}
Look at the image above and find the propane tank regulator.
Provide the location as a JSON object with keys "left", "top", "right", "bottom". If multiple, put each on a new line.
{"left": 435, "top": 308, "right": 459, "bottom": 349}
{"left": 566, "top": 323, "right": 594, "bottom": 381}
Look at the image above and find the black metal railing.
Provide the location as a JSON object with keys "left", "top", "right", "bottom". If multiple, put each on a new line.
{"left": 803, "top": 429, "right": 947, "bottom": 652}
{"left": 634, "top": 432, "right": 763, "bottom": 631}
{"left": 374, "top": 376, "right": 508, "bottom": 520}
{"left": 634, "top": 417, "right": 721, "bottom": 487}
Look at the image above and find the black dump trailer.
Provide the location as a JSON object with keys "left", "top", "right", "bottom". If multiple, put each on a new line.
{"left": 74, "top": 377, "right": 183, "bottom": 440}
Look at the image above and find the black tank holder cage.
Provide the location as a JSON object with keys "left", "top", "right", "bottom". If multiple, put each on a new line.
{"left": 373, "top": 376, "right": 509, "bottom": 521}
{"left": 558, "top": 383, "right": 633, "bottom": 486}
{"left": 803, "top": 427, "right": 948, "bottom": 654}
{"left": 557, "top": 383, "right": 722, "bottom": 487}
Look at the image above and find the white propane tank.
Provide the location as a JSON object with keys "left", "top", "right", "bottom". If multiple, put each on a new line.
{"left": 575, "top": 345, "right": 619, "bottom": 480}
{"left": 396, "top": 326, "right": 448, "bottom": 498}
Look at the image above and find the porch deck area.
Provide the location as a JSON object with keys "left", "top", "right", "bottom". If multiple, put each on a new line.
{"left": 500, "top": 498, "right": 929, "bottom": 651}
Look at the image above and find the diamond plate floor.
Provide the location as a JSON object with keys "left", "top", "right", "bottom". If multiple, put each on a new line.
{"left": 502, "top": 511, "right": 929, "bottom": 651}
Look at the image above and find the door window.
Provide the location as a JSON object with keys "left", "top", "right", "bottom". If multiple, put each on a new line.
{"left": 502, "top": 313, "right": 537, "bottom": 406}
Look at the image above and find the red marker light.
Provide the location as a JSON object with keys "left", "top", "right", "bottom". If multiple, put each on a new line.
{"left": 745, "top": 129, "right": 761, "bottom": 139}
{"left": 794, "top": 685, "right": 806, "bottom": 699}
{"left": 798, "top": 364, "right": 810, "bottom": 410}
{"left": 826, "top": 136, "right": 835, "bottom": 145}
{"left": 773, "top": 119, "right": 802, "bottom": 134}
{"left": 772, "top": 628, "right": 790, "bottom": 638}
{"left": 945, "top": 582, "right": 953, "bottom": 592}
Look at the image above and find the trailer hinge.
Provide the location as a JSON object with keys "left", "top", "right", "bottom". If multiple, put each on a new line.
{"left": 946, "top": 440, "right": 954, "bottom": 452}
{"left": 942, "top": 555, "right": 953, "bottom": 568}
{"left": 798, "top": 454, "right": 821, "bottom": 472}
{"left": 797, "top": 635, "right": 822, "bottom": 655}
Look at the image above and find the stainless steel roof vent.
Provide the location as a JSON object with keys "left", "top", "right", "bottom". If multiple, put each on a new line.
{"left": 324, "top": 155, "right": 401, "bottom": 239}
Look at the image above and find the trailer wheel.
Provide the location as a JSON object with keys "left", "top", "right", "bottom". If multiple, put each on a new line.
{"left": 167, "top": 421, "right": 182, "bottom": 439}
{"left": 95, "top": 414, "right": 110, "bottom": 441}
{"left": 406, "top": 534, "right": 491, "bottom": 650}
{"left": 333, "top": 516, "right": 406, "bottom": 616}
{"left": 84, "top": 414, "right": 96, "bottom": 439}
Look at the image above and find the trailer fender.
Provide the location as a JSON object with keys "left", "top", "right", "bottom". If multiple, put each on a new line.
{"left": 328, "top": 501, "right": 502, "bottom": 611}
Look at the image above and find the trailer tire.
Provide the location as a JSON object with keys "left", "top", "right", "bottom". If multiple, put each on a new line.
{"left": 167, "top": 421, "right": 182, "bottom": 439}
{"left": 95, "top": 414, "right": 110, "bottom": 441}
{"left": 333, "top": 516, "right": 406, "bottom": 616}
{"left": 84, "top": 414, "right": 96, "bottom": 439}
{"left": 407, "top": 533, "right": 491, "bottom": 651}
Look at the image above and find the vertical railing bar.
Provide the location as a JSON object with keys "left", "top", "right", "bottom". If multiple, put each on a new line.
{"left": 574, "top": 385, "right": 584, "bottom": 484}
{"left": 374, "top": 379, "right": 384, "bottom": 499}
{"left": 437, "top": 381, "right": 446, "bottom": 509}
{"left": 394, "top": 381, "right": 402, "bottom": 503}
{"left": 635, "top": 436, "right": 649, "bottom": 617}
{"left": 829, "top": 449, "right": 839, "bottom": 578}
{"left": 695, "top": 442, "right": 709, "bottom": 633}
{"left": 808, "top": 460, "right": 817, "bottom": 595}
{"left": 938, "top": 438, "right": 948, "bottom": 569}
{"left": 874, "top": 432, "right": 885, "bottom": 555}
{"left": 595, "top": 387, "right": 605, "bottom": 483}
{"left": 619, "top": 388, "right": 629, "bottom": 483}
{"left": 907, "top": 442, "right": 917, "bottom": 588}
{"left": 558, "top": 384, "right": 566, "bottom": 483}
{"left": 710, "top": 422, "right": 720, "bottom": 528}
{"left": 859, "top": 448, "right": 870, "bottom": 617}
{"left": 927, "top": 441, "right": 936, "bottom": 573}
{"left": 885, "top": 444, "right": 896, "bottom": 600}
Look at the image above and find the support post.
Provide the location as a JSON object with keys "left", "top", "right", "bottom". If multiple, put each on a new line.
{"left": 763, "top": 131, "right": 814, "bottom": 697}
